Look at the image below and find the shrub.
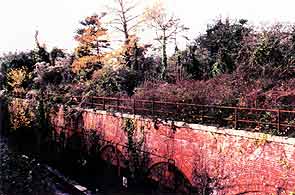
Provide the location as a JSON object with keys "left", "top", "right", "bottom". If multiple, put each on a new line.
{"left": 134, "top": 74, "right": 236, "bottom": 105}
{"left": 92, "top": 66, "right": 139, "bottom": 96}
{"left": 6, "top": 67, "right": 32, "bottom": 92}
{"left": 8, "top": 99, "right": 37, "bottom": 130}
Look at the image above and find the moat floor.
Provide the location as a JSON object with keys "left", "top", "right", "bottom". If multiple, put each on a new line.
{"left": 0, "top": 137, "right": 70, "bottom": 195}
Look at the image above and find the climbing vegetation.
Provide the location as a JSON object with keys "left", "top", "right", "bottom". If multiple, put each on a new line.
{"left": 123, "top": 118, "right": 149, "bottom": 181}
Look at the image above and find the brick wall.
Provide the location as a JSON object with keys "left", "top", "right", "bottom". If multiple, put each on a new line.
{"left": 52, "top": 107, "right": 295, "bottom": 194}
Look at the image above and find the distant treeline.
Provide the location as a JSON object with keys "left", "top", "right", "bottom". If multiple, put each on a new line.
{"left": 1, "top": 7, "right": 295, "bottom": 108}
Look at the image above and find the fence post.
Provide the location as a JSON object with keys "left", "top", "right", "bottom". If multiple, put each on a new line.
{"left": 201, "top": 105, "right": 204, "bottom": 123}
{"left": 234, "top": 107, "right": 238, "bottom": 129}
{"left": 103, "top": 97, "right": 106, "bottom": 110}
{"left": 152, "top": 100, "right": 155, "bottom": 116}
{"left": 133, "top": 99, "right": 136, "bottom": 114}
{"left": 91, "top": 96, "right": 94, "bottom": 108}
{"left": 175, "top": 103, "right": 179, "bottom": 119}
{"left": 277, "top": 109, "right": 280, "bottom": 132}
{"left": 117, "top": 98, "right": 120, "bottom": 112}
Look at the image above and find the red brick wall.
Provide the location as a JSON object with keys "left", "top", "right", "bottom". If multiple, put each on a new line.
{"left": 52, "top": 108, "right": 295, "bottom": 194}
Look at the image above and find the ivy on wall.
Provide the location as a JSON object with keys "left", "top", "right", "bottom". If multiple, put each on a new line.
{"left": 123, "top": 118, "right": 149, "bottom": 182}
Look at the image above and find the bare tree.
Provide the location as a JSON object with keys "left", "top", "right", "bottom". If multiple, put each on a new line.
{"left": 144, "top": 1, "right": 188, "bottom": 80}
{"left": 105, "top": 0, "right": 144, "bottom": 69}
{"left": 107, "top": 0, "right": 143, "bottom": 43}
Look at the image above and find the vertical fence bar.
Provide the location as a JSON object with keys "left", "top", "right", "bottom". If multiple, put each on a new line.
{"left": 133, "top": 99, "right": 136, "bottom": 114}
{"left": 151, "top": 100, "right": 155, "bottom": 116}
{"left": 91, "top": 96, "right": 94, "bottom": 108}
{"left": 117, "top": 98, "right": 120, "bottom": 112}
{"left": 277, "top": 109, "right": 280, "bottom": 132}
{"left": 234, "top": 107, "right": 238, "bottom": 129}
{"left": 175, "top": 103, "right": 178, "bottom": 119}
{"left": 201, "top": 105, "right": 204, "bottom": 123}
{"left": 103, "top": 97, "right": 106, "bottom": 110}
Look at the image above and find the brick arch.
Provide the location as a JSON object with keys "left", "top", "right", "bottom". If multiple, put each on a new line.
{"left": 146, "top": 161, "right": 192, "bottom": 194}
{"left": 99, "top": 144, "right": 128, "bottom": 176}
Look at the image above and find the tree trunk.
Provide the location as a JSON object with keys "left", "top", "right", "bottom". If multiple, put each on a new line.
{"left": 161, "top": 30, "right": 168, "bottom": 80}
{"left": 121, "top": 4, "right": 132, "bottom": 69}
{"left": 133, "top": 42, "right": 139, "bottom": 71}
{"left": 123, "top": 30, "right": 132, "bottom": 69}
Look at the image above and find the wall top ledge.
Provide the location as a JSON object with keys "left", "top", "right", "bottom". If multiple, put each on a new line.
{"left": 82, "top": 108, "right": 295, "bottom": 146}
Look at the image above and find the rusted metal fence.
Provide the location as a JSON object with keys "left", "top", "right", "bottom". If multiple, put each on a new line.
{"left": 42, "top": 94, "right": 295, "bottom": 137}
{"left": 9, "top": 91, "right": 295, "bottom": 137}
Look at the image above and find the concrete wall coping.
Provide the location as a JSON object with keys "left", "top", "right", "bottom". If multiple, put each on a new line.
{"left": 80, "top": 108, "right": 295, "bottom": 146}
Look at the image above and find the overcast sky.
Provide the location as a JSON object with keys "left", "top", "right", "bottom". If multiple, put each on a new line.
{"left": 1, "top": 0, "right": 295, "bottom": 54}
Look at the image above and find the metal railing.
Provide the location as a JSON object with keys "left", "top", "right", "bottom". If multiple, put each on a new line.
{"left": 44, "top": 94, "right": 295, "bottom": 137}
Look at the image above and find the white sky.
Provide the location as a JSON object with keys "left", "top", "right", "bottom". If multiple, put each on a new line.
{"left": 1, "top": 0, "right": 295, "bottom": 54}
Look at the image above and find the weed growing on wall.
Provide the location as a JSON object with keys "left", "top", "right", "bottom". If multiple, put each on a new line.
{"left": 255, "top": 133, "right": 269, "bottom": 147}
{"left": 123, "top": 118, "right": 149, "bottom": 184}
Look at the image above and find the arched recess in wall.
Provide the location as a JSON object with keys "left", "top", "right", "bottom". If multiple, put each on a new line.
{"left": 99, "top": 144, "right": 128, "bottom": 177}
{"left": 146, "top": 162, "right": 192, "bottom": 194}
{"left": 65, "top": 131, "right": 85, "bottom": 152}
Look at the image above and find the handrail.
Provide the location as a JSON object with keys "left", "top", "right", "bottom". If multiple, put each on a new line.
{"left": 10, "top": 92, "right": 295, "bottom": 137}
